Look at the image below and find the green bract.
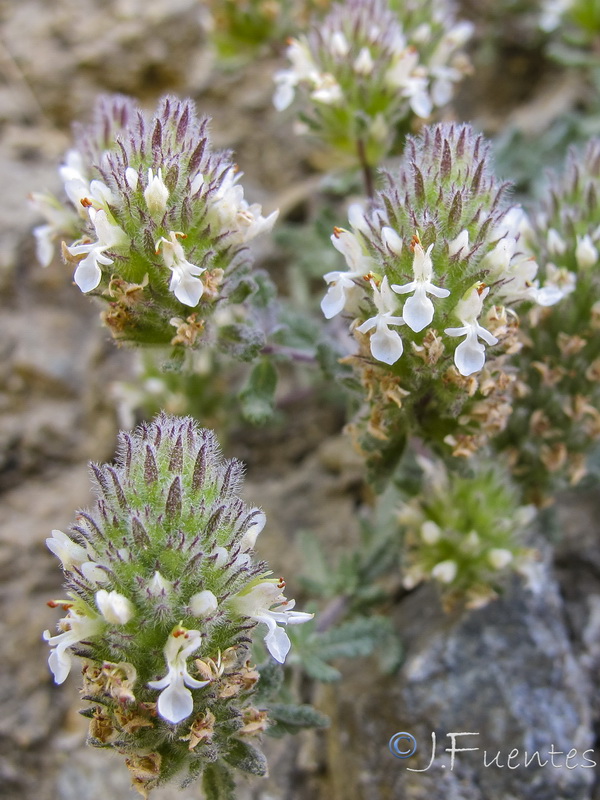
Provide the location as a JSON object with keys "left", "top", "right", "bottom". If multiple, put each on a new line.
{"left": 398, "top": 458, "right": 536, "bottom": 610}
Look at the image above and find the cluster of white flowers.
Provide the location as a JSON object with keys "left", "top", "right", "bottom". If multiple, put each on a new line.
{"left": 44, "top": 528, "right": 312, "bottom": 725}
{"left": 30, "top": 95, "right": 278, "bottom": 325}
{"left": 42, "top": 415, "right": 313, "bottom": 732}
{"left": 273, "top": 0, "right": 473, "bottom": 124}
{"left": 323, "top": 209, "right": 575, "bottom": 376}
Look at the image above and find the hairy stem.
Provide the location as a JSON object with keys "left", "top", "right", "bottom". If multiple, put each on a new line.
{"left": 357, "top": 138, "right": 374, "bottom": 199}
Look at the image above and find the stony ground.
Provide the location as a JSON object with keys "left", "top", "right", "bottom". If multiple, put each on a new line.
{"left": 1, "top": 2, "right": 600, "bottom": 799}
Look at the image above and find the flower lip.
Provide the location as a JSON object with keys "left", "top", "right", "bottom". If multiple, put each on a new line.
{"left": 357, "top": 277, "right": 405, "bottom": 364}
{"left": 148, "top": 626, "right": 210, "bottom": 724}
{"left": 444, "top": 285, "right": 498, "bottom": 376}
{"left": 230, "top": 579, "right": 313, "bottom": 664}
{"left": 391, "top": 237, "right": 450, "bottom": 333}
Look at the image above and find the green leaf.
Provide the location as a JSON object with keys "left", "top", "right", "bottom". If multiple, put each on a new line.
{"left": 218, "top": 324, "right": 265, "bottom": 362}
{"left": 239, "top": 359, "right": 278, "bottom": 424}
{"left": 224, "top": 739, "right": 268, "bottom": 776}
{"left": 300, "top": 651, "right": 342, "bottom": 682}
{"left": 255, "top": 660, "right": 284, "bottom": 702}
{"left": 268, "top": 703, "right": 329, "bottom": 731}
{"left": 251, "top": 270, "right": 277, "bottom": 308}
{"left": 202, "top": 762, "right": 236, "bottom": 800}
{"left": 296, "top": 530, "right": 333, "bottom": 595}
{"left": 378, "top": 631, "right": 404, "bottom": 675}
{"left": 315, "top": 616, "right": 388, "bottom": 661}
{"left": 227, "top": 276, "right": 256, "bottom": 304}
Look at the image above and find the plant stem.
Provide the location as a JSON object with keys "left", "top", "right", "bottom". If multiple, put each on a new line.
{"left": 357, "top": 138, "right": 374, "bottom": 199}
{"left": 261, "top": 343, "right": 317, "bottom": 363}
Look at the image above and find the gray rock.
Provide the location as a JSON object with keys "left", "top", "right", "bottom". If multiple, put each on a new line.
{"left": 322, "top": 567, "right": 595, "bottom": 800}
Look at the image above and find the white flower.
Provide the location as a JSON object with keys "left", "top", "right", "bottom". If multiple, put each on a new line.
{"left": 384, "top": 45, "right": 432, "bottom": 117}
{"left": 29, "top": 192, "right": 79, "bottom": 267}
{"left": 381, "top": 226, "right": 403, "bottom": 256}
{"left": 147, "top": 571, "right": 173, "bottom": 597}
{"left": 144, "top": 167, "right": 169, "bottom": 216}
{"left": 43, "top": 607, "right": 103, "bottom": 684}
{"left": 58, "top": 150, "right": 109, "bottom": 218}
{"left": 448, "top": 229, "right": 469, "bottom": 258}
{"left": 488, "top": 548, "right": 513, "bottom": 570}
{"left": 357, "top": 277, "right": 405, "bottom": 364}
{"left": 211, "top": 167, "right": 278, "bottom": 245}
{"left": 273, "top": 39, "right": 318, "bottom": 110}
{"left": 148, "top": 627, "right": 210, "bottom": 724}
{"left": 347, "top": 203, "right": 370, "bottom": 236}
{"left": 46, "top": 529, "right": 88, "bottom": 570}
{"left": 63, "top": 172, "right": 113, "bottom": 217}
{"left": 547, "top": 228, "right": 567, "bottom": 256}
{"left": 575, "top": 234, "right": 598, "bottom": 269}
{"left": 230, "top": 580, "right": 313, "bottom": 664}
{"left": 533, "top": 262, "right": 576, "bottom": 306}
{"left": 494, "top": 252, "right": 540, "bottom": 304}
{"left": 189, "top": 590, "right": 218, "bottom": 617}
{"left": 329, "top": 30, "right": 350, "bottom": 57}
{"left": 480, "top": 236, "right": 517, "bottom": 276}
{"left": 156, "top": 231, "right": 205, "bottom": 307}
{"left": 354, "top": 47, "right": 374, "bottom": 76}
{"left": 311, "top": 73, "right": 343, "bottom": 105}
{"left": 402, "top": 73, "right": 432, "bottom": 119}
{"left": 66, "top": 208, "right": 128, "bottom": 293}
{"left": 444, "top": 285, "right": 498, "bottom": 376}
{"left": 125, "top": 167, "right": 139, "bottom": 190}
{"left": 421, "top": 521, "right": 441, "bottom": 544}
{"left": 391, "top": 240, "right": 450, "bottom": 332}
{"left": 44, "top": 530, "right": 106, "bottom": 584}
{"left": 240, "top": 511, "right": 267, "bottom": 550}
{"left": 431, "top": 559, "right": 457, "bottom": 583}
{"left": 95, "top": 589, "right": 135, "bottom": 625}
{"left": 322, "top": 227, "right": 370, "bottom": 318}
{"left": 492, "top": 206, "right": 535, "bottom": 244}
{"left": 385, "top": 47, "right": 419, "bottom": 89}
{"left": 430, "top": 65, "right": 463, "bottom": 108}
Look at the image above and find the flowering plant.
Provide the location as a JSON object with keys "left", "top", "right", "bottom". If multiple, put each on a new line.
{"left": 31, "top": 95, "right": 277, "bottom": 358}
{"left": 273, "top": 0, "right": 473, "bottom": 173}
{"left": 43, "top": 414, "right": 315, "bottom": 795}
{"left": 322, "top": 123, "right": 571, "bottom": 474}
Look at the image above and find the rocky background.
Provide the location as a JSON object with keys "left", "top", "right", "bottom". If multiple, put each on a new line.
{"left": 1, "top": 1, "right": 599, "bottom": 799}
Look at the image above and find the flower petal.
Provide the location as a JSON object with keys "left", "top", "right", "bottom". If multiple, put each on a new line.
{"left": 264, "top": 621, "right": 291, "bottom": 663}
{"left": 370, "top": 321, "right": 403, "bottom": 364}
{"left": 321, "top": 279, "right": 347, "bottom": 319}
{"left": 74, "top": 254, "right": 102, "bottom": 292}
{"left": 453, "top": 333, "right": 486, "bottom": 376}
{"left": 156, "top": 677, "right": 193, "bottom": 724}
{"left": 402, "top": 287, "right": 434, "bottom": 332}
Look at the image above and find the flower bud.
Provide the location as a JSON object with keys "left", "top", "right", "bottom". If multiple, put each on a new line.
{"left": 96, "top": 590, "right": 135, "bottom": 625}
{"left": 399, "top": 459, "right": 534, "bottom": 608}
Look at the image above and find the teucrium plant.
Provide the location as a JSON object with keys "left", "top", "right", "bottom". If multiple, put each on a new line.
{"left": 273, "top": 0, "right": 473, "bottom": 173}
{"left": 398, "top": 457, "right": 536, "bottom": 610}
{"left": 31, "top": 94, "right": 277, "bottom": 359}
{"left": 496, "top": 139, "right": 600, "bottom": 500}
{"left": 43, "top": 414, "right": 312, "bottom": 796}
{"left": 323, "top": 122, "right": 571, "bottom": 475}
